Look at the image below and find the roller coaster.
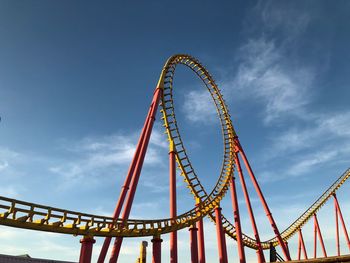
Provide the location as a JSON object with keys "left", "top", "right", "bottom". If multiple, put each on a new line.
{"left": 0, "top": 55, "right": 349, "bottom": 263}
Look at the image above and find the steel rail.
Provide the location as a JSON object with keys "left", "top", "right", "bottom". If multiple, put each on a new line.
{"left": 0, "top": 191, "right": 225, "bottom": 237}
{"left": 0, "top": 54, "right": 348, "bottom": 252}
{"left": 265, "top": 168, "right": 350, "bottom": 247}
{"left": 159, "top": 55, "right": 350, "bottom": 249}
{"left": 0, "top": 56, "right": 236, "bottom": 239}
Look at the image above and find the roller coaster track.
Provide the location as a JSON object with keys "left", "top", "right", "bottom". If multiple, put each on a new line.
{"left": 0, "top": 55, "right": 349, "bottom": 254}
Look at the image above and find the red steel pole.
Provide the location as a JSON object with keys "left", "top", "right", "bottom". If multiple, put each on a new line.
{"left": 334, "top": 194, "right": 350, "bottom": 250}
{"left": 235, "top": 137, "right": 290, "bottom": 261}
{"left": 299, "top": 229, "right": 308, "bottom": 260}
{"left": 298, "top": 232, "right": 302, "bottom": 260}
{"left": 196, "top": 201, "right": 206, "bottom": 263}
{"left": 234, "top": 150, "right": 265, "bottom": 262}
{"left": 79, "top": 236, "right": 96, "bottom": 263}
{"left": 109, "top": 88, "right": 162, "bottom": 263}
{"left": 335, "top": 195, "right": 340, "bottom": 256}
{"left": 229, "top": 170, "right": 246, "bottom": 263}
{"left": 284, "top": 241, "right": 290, "bottom": 260}
{"left": 152, "top": 235, "right": 163, "bottom": 263}
{"left": 98, "top": 90, "right": 158, "bottom": 263}
{"left": 189, "top": 225, "right": 199, "bottom": 263}
{"left": 169, "top": 140, "right": 178, "bottom": 263}
{"left": 314, "top": 214, "right": 327, "bottom": 258}
{"left": 222, "top": 226, "right": 228, "bottom": 263}
{"left": 314, "top": 215, "right": 317, "bottom": 259}
{"left": 98, "top": 99, "right": 153, "bottom": 263}
{"left": 215, "top": 207, "right": 228, "bottom": 263}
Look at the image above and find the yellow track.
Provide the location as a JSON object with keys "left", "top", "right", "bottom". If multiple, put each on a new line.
{"left": 0, "top": 55, "right": 349, "bottom": 251}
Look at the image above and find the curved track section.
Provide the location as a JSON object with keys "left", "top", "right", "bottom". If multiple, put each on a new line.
{"left": 265, "top": 167, "right": 350, "bottom": 247}
{"left": 0, "top": 168, "right": 348, "bottom": 244}
{"left": 158, "top": 54, "right": 258, "bottom": 247}
{"left": 0, "top": 54, "right": 237, "bottom": 239}
{"left": 0, "top": 54, "right": 349, "bottom": 252}
{"left": 158, "top": 55, "right": 350, "bottom": 249}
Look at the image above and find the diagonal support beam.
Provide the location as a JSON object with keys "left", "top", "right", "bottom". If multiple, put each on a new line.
{"left": 108, "top": 88, "right": 162, "bottom": 263}
{"left": 314, "top": 214, "right": 327, "bottom": 258}
{"left": 229, "top": 158, "right": 246, "bottom": 263}
{"left": 234, "top": 149, "right": 265, "bottom": 262}
{"left": 334, "top": 194, "right": 350, "bottom": 251}
{"left": 215, "top": 206, "right": 228, "bottom": 263}
{"left": 298, "top": 229, "right": 308, "bottom": 260}
{"left": 235, "top": 137, "right": 290, "bottom": 261}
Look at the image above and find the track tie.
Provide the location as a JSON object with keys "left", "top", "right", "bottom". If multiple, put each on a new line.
{"left": 16, "top": 215, "right": 29, "bottom": 222}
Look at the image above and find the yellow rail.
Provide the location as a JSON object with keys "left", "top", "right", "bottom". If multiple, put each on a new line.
{"left": 0, "top": 55, "right": 348, "bottom": 252}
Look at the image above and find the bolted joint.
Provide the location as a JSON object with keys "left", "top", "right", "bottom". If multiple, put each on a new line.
{"left": 169, "top": 139, "right": 176, "bottom": 154}
{"left": 80, "top": 236, "right": 96, "bottom": 244}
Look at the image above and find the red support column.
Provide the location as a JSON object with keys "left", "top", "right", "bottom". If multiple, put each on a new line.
{"left": 109, "top": 88, "right": 163, "bottom": 263}
{"left": 234, "top": 150, "right": 265, "bottom": 263}
{"left": 284, "top": 241, "right": 290, "bottom": 260}
{"left": 196, "top": 200, "right": 206, "bottom": 263}
{"left": 314, "top": 215, "right": 317, "bottom": 259}
{"left": 79, "top": 236, "right": 96, "bottom": 263}
{"left": 229, "top": 173, "right": 246, "bottom": 263}
{"left": 314, "top": 214, "right": 327, "bottom": 258}
{"left": 334, "top": 194, "right": 350, "bottom": 250}
{"left": 221, "top": 225, "right": 228, "bottom": 263}
{"left": 335, "top": 195, "right": 340, "bottom": 256}
{"left": 215, "top": 207, "right": 228, "bottom": 263}
{"left": 189, "top": 225, "right": 199, "bottom": 263}
{"left": 298, "top": 233, "right": 301, "bottom": 260}
{"left": 98, "top": 98, "right": 153, "bottom": 263}
{"left": 169, "top": 140, "right": 178, "bottom": 263}
{"left": 298, "top": 229, "right": 308, "bottom": 260}
{"left": 152, "top": 235, "right": 163, "bottom": 263}
{"left": 235, "top": 138, "right": 290, "bottom": 261}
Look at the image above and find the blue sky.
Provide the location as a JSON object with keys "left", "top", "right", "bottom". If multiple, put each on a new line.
{"left": 0, "top": 0, "right": 350, "bottom": 262}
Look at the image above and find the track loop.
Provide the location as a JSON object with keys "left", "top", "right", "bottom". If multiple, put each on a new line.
{"left": 0, "top": 55, "right": 349, "bottom": 251}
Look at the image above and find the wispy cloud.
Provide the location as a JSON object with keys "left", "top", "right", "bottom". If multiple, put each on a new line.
{"left": 182, "top": 89, "right": 217, "bottom": 124}
{"left": 216, "top": 2, "right": 349, "bottom": 183}
{"left": 224, "top": 2, "right": 315, "bottom": 124}
{"left": 0, "top": 227, "right": 78, "bottom": 260}
{"left": 258, "top": 1, "right": 310, "bottom": 39}
{"left": 229, "top": 37, "right": 314, "bottom": 123}
{"left": 49, "top": 127, "right": 168, "bottom": 189}
{"left": 0, "top": 147, "right": 21, "bottom": 174}
{"left": 257, "top": 110, "right": 350, "bottom": 182}
{"left": 0, "top": 186, "right": 21, "bottom": 198}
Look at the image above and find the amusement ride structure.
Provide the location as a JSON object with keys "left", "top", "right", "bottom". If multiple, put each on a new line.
{"left": 0, "top": 55, "right": 349, "bottom": 263}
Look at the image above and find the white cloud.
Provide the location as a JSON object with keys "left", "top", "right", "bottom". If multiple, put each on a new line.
{"left": 0, "top": 161, "right": 8, "bottom": 171}
{"left": 318, "top": 111, "right": 350, "bottom": 137}
{"left": 49, "top": 128, "right": 168, "bottom": 188}
{"left": 220, "top": 3, "right": 349, "bottom": 185}
{"left": 216, "top": 1, "right": 317, "bottom": 124}
{"left": 0, "top": 147, "right": 21, "bottom": 160}
{"left": 266, "top": 111, "right": 350, "bottom": 156}
{"left": 255, "top": 109, "right": 350, "bottom": 182}
{"left": 142, "top": 175, "right": 168, "bottom": 193}
{"left": 0, "top": 227, "right": 78, "bottom": 261}
{"left": 227, "top": 37, "right": 314, "bottom": 123}
{"left": 0, "top": 147, "right": 21, "bottom": 173}
{"left": 0, "top": 186, "right": 21, "bottom": 198}
{"left": 259, "top": 1, "right": 310, "bottom": 39}
{"left": 182, "top": 89, "right": 217, "bottom": 124}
